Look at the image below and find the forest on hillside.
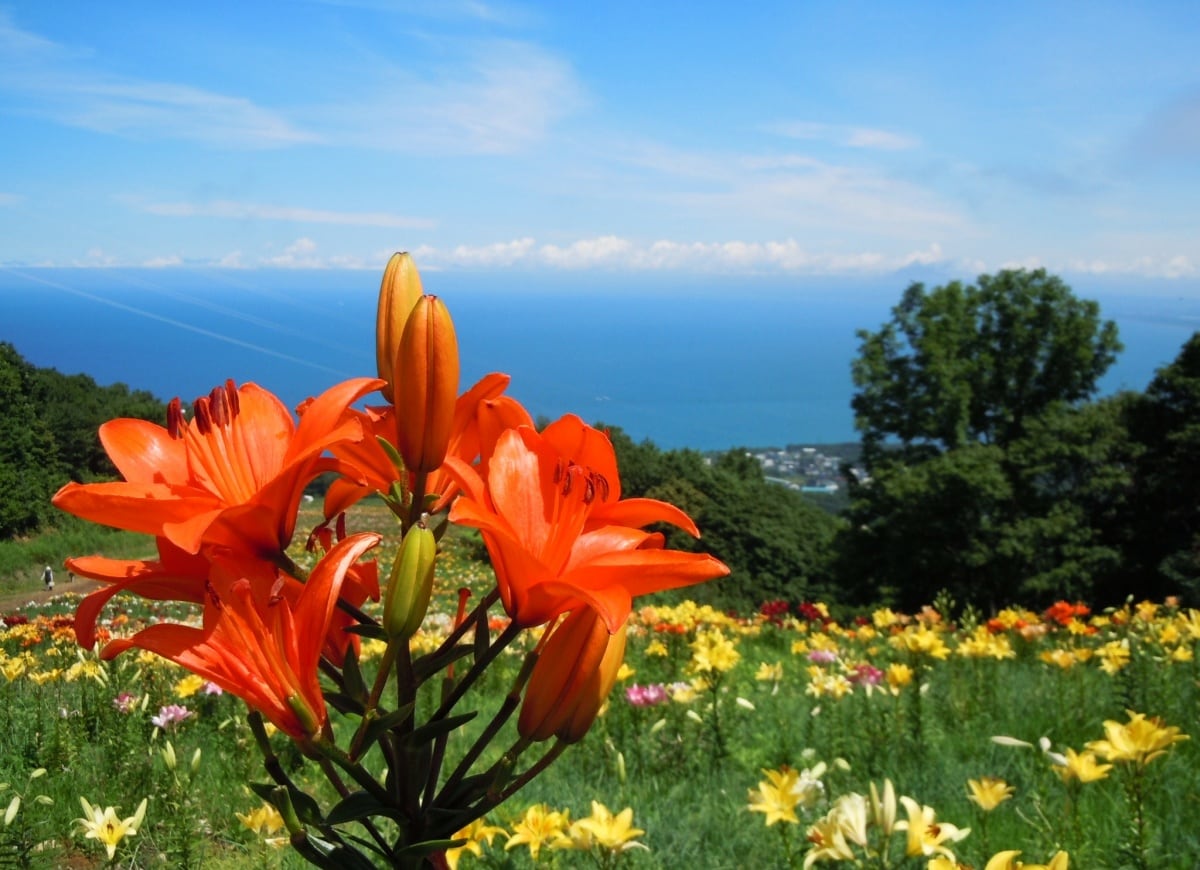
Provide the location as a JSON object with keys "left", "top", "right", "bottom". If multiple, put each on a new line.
{"left": 4, "top": 269, "right": 1199, "bottom": 615}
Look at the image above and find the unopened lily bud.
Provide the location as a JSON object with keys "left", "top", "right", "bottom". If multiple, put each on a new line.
{"left": 394, "top": 294, "right": 460, "bottom": 473}
{"left": 383, "top": 521, "right": 437, "bottom": 639}
{"left": 190, "top": 748, "right": 202, "bottom": 775}
{"left": 162, "top": 741, "right": 177, "bottom": 771}
{"left": 375, "top": 252, "right": 424, "bottom": 403}
{"left": 556, "top": 620, "right": 627, "bottom": 744}
{"left": 518, "top": 608, "right": 612, "bottom": 743}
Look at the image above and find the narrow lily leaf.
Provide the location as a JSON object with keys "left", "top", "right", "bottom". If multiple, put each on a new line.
{"left": 411, "top": 643, "right": 474, "bottom": 682}
{"left": 395, "top": 837, "right": 468, "bottom": 858}
{"left": 473, "top": 606, "right": 490, "bottom": 662}
{"left": 435, "top": 772, "right": 497, "bottom": 808}
{"left": 344, "top": 622, "right": 388, "bottom": 640}
{"left": 326, "top": 791, "right": 399, "bottom": 825}
{"left": 405, "top": 712, "right": 477, "bottom": 746}
{"left": 341, "top": 644, "right": 368, "bottom": 705}
{"left": 325, "top": 691, "right": 367, "bottom": 716}
{"left": 360, "top": 704, "right": 416, "bottom": 747}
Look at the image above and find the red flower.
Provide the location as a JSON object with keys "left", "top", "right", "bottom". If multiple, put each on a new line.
{"left": 446, "top": 414, "right": 729, "bottom": 631}
{"left": 53, "top": 378, "right": 381, "bottom": 558}
{"left": 101, "top": 534, "right": 380, "bottom": 743}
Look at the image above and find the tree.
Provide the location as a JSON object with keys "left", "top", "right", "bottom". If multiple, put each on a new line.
{"left": 1125, "top": 332, "right": 1200, "bottom": 599}
{"left": 842, "top": 270, "right": 1127, "bottom": 609}
{"left": 852, "top": 269, "right": 1121, "bottom": 464}
{"left": 0, "top": 344, "right": 62, "bottom": 537}
{"left": 603, "top": 428, "right": 842, "bottom": 612}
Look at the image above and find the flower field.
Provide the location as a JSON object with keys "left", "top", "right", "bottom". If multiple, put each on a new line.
{"left": 1, "top": 514, "right": 1197, "bottom": 868}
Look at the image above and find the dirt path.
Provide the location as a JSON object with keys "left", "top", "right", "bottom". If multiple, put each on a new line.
{"left": 0, "top": 578, "right": 102, "bottom": 613}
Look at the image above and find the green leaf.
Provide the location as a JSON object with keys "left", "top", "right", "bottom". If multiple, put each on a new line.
{"left": 325, "top": 692, "right": 366, "bottom": 716}
{"left": 344, "top": 622, "right": 388, "bottom": 640}
{"left": 326, "top": 791, "right": 399, "bottom": 825}
{"left": 341, "top": 643, "right": 368, "bottom": 705}
{"left": 405, "top": 712, "right": 477, "bottom": 747}
{"left": 360, "top": 704, "right": 416, "bottom": 747}
{"left": 411, "top": 643, "right": 473, "bottom": 682}
{"left": 395, "top": 837, "right": 468, "bottom": 858}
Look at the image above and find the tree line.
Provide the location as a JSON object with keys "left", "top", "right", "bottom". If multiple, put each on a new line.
{"left": 0, "top": 342, "right": 166, "bottom": 538}
{"left": 7, "top": 268, "right": 1200, "bottom": 613}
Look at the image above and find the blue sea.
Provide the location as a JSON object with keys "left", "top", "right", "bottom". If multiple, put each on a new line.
{"left": 3, "top": 267, "right": 1199, "bottom": 451}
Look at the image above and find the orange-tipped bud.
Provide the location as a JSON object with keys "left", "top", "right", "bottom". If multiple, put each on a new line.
{"left": 394, "top": 294, "right": 460, "bottom": 473}
{"left": 557, "top": 620, "right": 627, "bottom": 743}
{"left": 375, "top": 253, "right": 424, "bottom": 403}
{"left": 383, "top": 521, "right": 438, "bottom": 639}
{"left": 518, "top": 608, "right": 625, "bottom": 743}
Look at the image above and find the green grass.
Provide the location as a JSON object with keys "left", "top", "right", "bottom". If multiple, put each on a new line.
{"left": 0, "top": 517, "right": 152, "bottom": 600}
{"left": 2, "top": 586, "right": 1198, "bottom": 868}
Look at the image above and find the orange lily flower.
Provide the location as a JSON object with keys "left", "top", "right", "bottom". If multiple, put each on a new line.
{"left": 101, "top": 533, "right": 381, "bottom": 743}
{"left": 53, "top": 377, "right": 382, "bottom": 558}
{"left": 446, "top": 414, "right": 729, "bottom": 630}
{"left": 322, "top": 372, "right": 532, "bottom": 518}
{"left": 66, "top": 537, "right": 213, "bottom": 649}
{"left": 67, "top": 536, "right": 377, "bottom": 665}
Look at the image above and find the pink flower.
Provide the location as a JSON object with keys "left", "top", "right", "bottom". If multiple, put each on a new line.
{"left": 625, "top": 683, "right": 669, "bottom": 707}
{"left": 151, "top": 704, "right": 194, "bottom": 729}
{"left": 112, "top": 692, "right": 138, "bottom": 714}
{"left": 807, "top": 649, "right": 838, "bottom": 665}
{"left": 848, "top": 663, "right": 884, "bottom": 686}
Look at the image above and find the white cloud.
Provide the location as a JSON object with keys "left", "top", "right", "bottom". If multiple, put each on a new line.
{"left": 134, "top": 198, "right": 436, "bottom": 229}
{"left": 143, "top": 254, "right": 182, "bottom": 268}
{"left": 262, "top": 237, "right": 325, "bottom": 268}
{"left": 412, "top": 237, "right": 536, "bottom": 268}
{"left": 767, "top": 121, "right": 921, "bottom": 151}
{"left": 1066, "top": 255, "right": 1196, "bottom": 279}
{"left": 539, "top": 236, "right": 632, "bottom": 268}
{"left": 411, "top": 235, "right": 949, "bottom": 274}
{"left": 0, "top": 192, "right": 21, "bottom": 206}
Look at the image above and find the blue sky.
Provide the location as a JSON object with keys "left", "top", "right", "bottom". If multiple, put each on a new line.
{"left": 2, "top": 1, "right": 1199, "bottom": 281}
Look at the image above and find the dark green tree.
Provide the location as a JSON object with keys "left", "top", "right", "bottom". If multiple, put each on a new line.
{"left": 852, "top": 268, "right": 1121, "bottom": 463}
{"left": 1125, "top": 332, "right": 1200, "bottom": 599}
{"left": 603, "top": 428, "right": 842, "bottom": 612}
{"left": 0, "top": 344, "right": 63, "bottom": 537}
{"left": 30, "top": 368, "right": 165, "bottom": 482}
{"left": 842, "top": 269, "right": 1127, "bottom": 609}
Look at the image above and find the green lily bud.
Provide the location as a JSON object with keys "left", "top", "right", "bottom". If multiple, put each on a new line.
{"left": 384, "top": 520, "right": 437, "bottom": 639}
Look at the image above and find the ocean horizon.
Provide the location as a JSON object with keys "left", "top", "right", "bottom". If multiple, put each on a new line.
{"left": 3, "top": 266, "right": 1199, "bottom": 452}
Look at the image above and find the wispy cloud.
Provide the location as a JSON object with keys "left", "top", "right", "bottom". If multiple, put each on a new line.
{"left": 133, "top": 198, "right": 436, "bottom": 229}
{"left": 599, "top": 136, "right": 961, "bottom": 238}
{"left": 766, "top": 121, "right": 921, "bottom": 151}
{"left": 314, "top": 40, "right": 583, "bottom": 154}
{"left": 0, "top": 12, "right": 577, "bottom": 155}
{"left": 0, "top": 13, "right": 314, "bottom": 148}
{"left": 0, "top": 192, "right": 22, "bottom": 206}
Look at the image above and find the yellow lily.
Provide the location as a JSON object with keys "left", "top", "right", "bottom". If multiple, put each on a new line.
{"left": 985, "top": 849, "right": 1070, "bottom": 870}
{"left": 76, "top": 797, "right": 148, "bottom": 860}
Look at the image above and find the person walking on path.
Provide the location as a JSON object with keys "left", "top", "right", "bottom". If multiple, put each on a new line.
{"left": 42, "top": 565, "right": 54, "bottom": 592}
